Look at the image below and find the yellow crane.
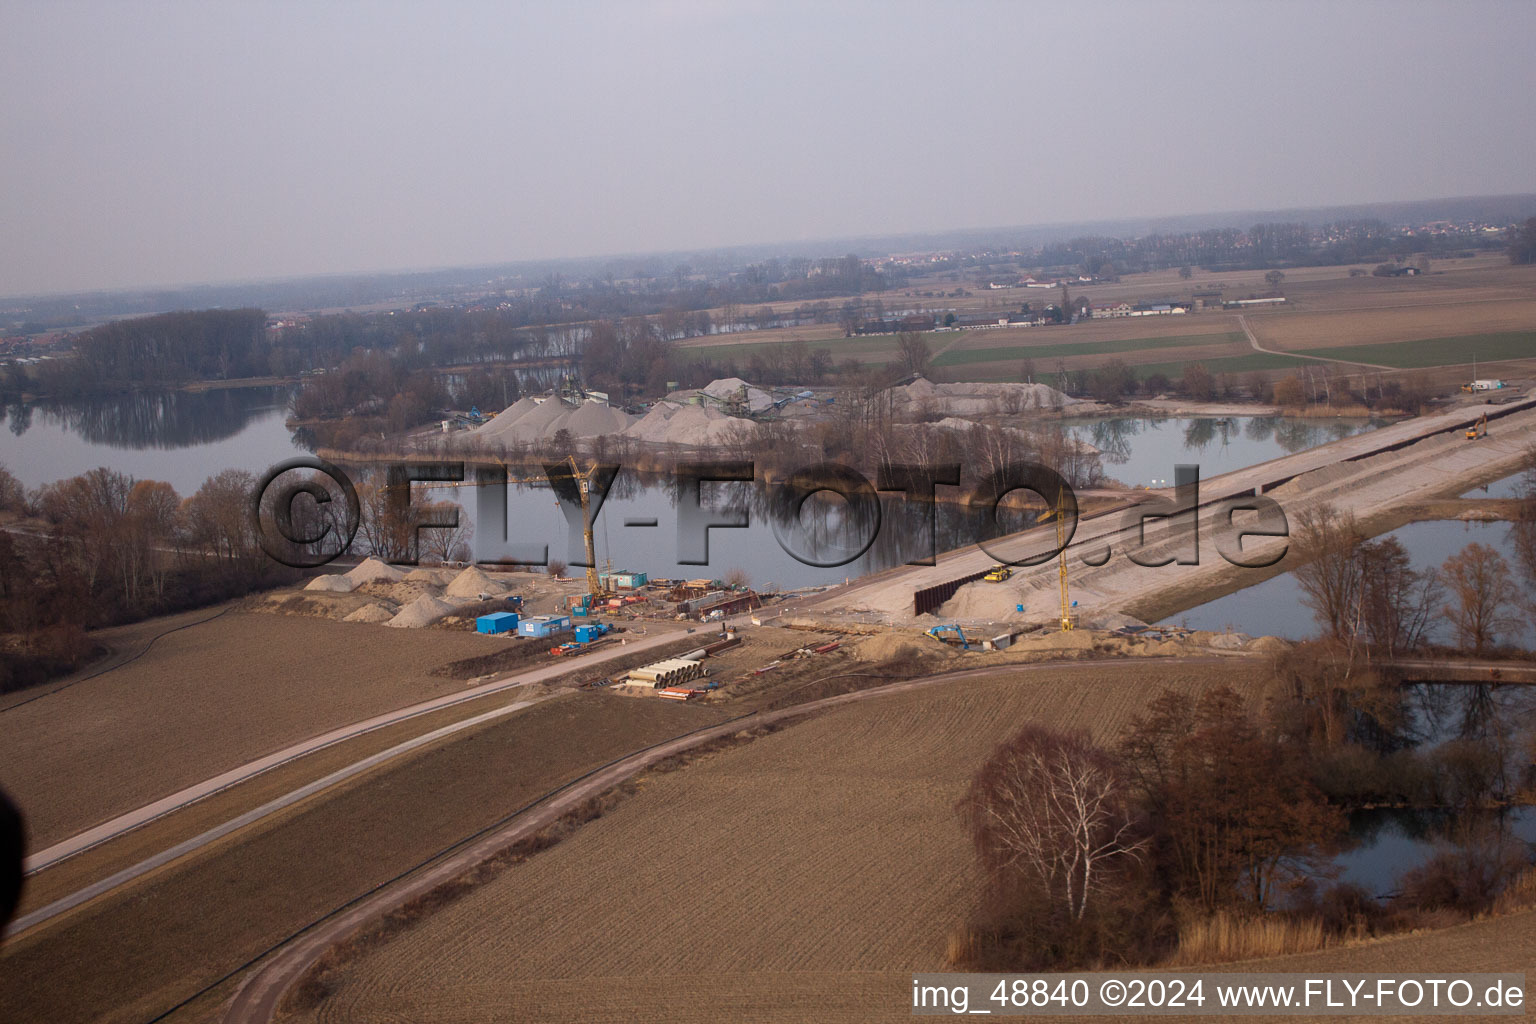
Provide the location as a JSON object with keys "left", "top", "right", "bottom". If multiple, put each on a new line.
{"left": 565, "top": 455, "right": 603, "bottom": 600}
{"left": 1038, "top": 488, "right": 1074, "bottom": 631}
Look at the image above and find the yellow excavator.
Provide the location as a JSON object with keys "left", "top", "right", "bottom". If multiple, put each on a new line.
{"left": 1037, "top": 488, "right": 1074, "bottom": 631}
{"left": 1465, "top": 413, "right": 1487, "bottom": 441}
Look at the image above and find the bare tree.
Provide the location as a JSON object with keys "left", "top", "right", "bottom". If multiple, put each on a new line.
{"left": 896, "top": 331, "right": 931, "bottom": 377}
{"left": 1440, "top": 543, "right": 1518, "bottom": 654}
{"left": 183, "top": 470, "right": 260, "bottom": 573}
{"left": 959, "top": 726, "right": 1143, "bottom": 922}
{"left": 417, "top": 501, "right": 473, "bottom": 565}
{"left": 1293, "top": 504, "right": 1363, "bottom": 642}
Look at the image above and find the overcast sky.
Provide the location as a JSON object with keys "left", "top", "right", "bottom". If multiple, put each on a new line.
{"left": 2, "top": 0, "right": 1533, "bottom": 296}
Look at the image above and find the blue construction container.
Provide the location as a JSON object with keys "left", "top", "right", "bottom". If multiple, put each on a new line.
{"left": 476, "top": 612, "right": 519, "bottom": 635}
{"left": 517, "top": 614, "right": 572, "bottom": 639}
{"left": 574, "top": 623, "right": 606, "bottom": 643}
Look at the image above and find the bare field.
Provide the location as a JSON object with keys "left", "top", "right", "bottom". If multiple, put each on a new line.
{"left": 0, "top": 609, "right": 502, "bottom": 847}
{"left": 0, "top": 690, "right": 734, "bottom": 1024}
{"left": 281, "top": 661, "right": 1267, "bottom": 1024}
{"left": 1248, "top": 299, "right": 1536, "bottom": 353}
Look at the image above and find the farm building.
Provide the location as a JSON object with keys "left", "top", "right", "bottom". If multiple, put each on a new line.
{"left": 517, "top": 614, "right": 572, "bottom": 638}
{"left": 475, "top": 612, "right": 519, "bottom": 635}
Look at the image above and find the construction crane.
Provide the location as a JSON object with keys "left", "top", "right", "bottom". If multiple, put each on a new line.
{"left": 1038, "top": 488, "right": 1074, "bottom": 631}
{"left": 565, "top": 455, "right": 603, "bottom": 600}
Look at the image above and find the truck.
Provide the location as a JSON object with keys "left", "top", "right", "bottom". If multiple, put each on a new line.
{"left": 1462, "top": 379, "right": 1506, "bottom": 392}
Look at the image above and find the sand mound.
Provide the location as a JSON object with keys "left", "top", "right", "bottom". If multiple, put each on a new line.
{"left": 701, "top": 377, "right": 774, "bottom": 413}
{"left": 344, "top": 602, "right": 397, "bottom": 624}
{"left": 623, "top": 402, "right": 681, "bottom": 443}
{"left": 445, "top": 566, "right": 505, "bottom": 598}
{"left": 855, "top": 631, "right": 931, "bottom": 662}
{"left": 304, "top": 574, "right": 356, "bottom": 593}
{"left": 487, "top": 397, "right": 539, "bottom": 424}
{"left": 385, "top": 594, "right": 458, "bottom": 628}
{"left": 623, "top": 401, "right": 752, "bottom": 446}
{"left": 562, "top": 400, "right": 635, "bottom": 437}
{"left": 1248, "top": 635, "right": 1294, "bottom": 653}
{"left": 1016, "top": 629, "right": 1099, "bottom": 651}
{"left": 1194, "top": 630, "right": 1251, "bottom": 650}
{"left": 404, "top": 567, "right": 448, "bottom": 584}
{"left": 346, "top": 558, "right": 407, "bottom": 585}
{"left": 891, "top": 378, "right": 1073, "bottom": 416}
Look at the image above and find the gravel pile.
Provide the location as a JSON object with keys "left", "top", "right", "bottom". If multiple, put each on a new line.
{"left": 385, "top": 594, "right": 459, "bottom": 628}
{"left": 304, "top": 574, "right": 356, "bottom": 593}
{"left": 470, "top": 397, "right": 635, "bottom": 446}
{"left": 344, "top": 602, "right": 398, "bottom": 623}
{"left": 345, "top": 558, "right": 407, "bottom": 586}
{"left": 624, "top": 402, "right": 752, "bottom": 446}
{"left": 892, "top": 379, "right": 1073, "bottom": 416}
{"left": 444, "top": 566, "right": 505, "bottom": 598}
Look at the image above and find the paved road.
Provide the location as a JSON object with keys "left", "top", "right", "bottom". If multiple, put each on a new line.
{"left": 222, "top": 655, "right": 1236, "bottom": 1024}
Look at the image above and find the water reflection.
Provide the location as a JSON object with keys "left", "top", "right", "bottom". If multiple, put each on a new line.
{"left": 459, "top": 466, "right": 1036, "bottom": 588}
{"left": 1065, "top": 415, "right": 1388, "bottom": 483}
{"left": 21, "top": 387, "right": 293, "bottom": 450}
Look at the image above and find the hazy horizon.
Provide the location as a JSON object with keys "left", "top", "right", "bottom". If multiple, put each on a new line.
{"left": 4, "top": 0, "right": 1534, "bottom": 296}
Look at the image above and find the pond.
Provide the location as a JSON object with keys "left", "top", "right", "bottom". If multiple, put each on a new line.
{"left": 0, "top": 387, "right": 306, "bottom": 495}
{"left": 1172, "top": 518, "right": 1535, "bottom": 649}
{"left": 1065, "top": 414, "right": 1389, "bottom": 487}
{"left": 1335, "top": 806, "right": 1536, "bottom": 896}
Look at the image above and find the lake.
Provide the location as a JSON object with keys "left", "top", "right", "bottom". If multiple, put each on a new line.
{"left": 1, "top": 398, "right": 1397, "bottom": 586}
{"left": 1065, "top": 414, "right": 1390, "bottom": 487}
{"left": 0, "top": 387, "right": 306, "bottom": 495}
{"left": 1173, "top": 512, "right": 1534, "bottom": 649}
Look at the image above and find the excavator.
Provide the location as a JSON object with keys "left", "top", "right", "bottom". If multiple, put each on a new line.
{"left": 926, "top": 624, "right": 970, "bottom": 649}
{"left": 1465, "top": 413, "right": 1487, "bottom": 441}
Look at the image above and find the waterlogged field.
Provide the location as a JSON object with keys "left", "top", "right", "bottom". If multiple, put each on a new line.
{"left": 281, "top": 661, "right": 1262, "bottom": 1024}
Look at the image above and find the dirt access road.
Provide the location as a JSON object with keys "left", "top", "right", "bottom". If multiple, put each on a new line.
{"left": 223, "top": 656, "right": 1240, "bottom": 1024}
{"left": 5, "top": 623, "right": 701, "bottom": 940}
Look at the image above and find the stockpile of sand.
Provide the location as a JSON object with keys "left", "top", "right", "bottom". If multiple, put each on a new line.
{"left": 404, "top": 568, "right": 448, "bottom": 584}
{"left": 445, "top": 566, "right": 505, "bottom": 598}
{"left": 623, "top": 401, "right": 752, "bottom": 446}
{"left": 562, "top": 400, "right": 635, "bottom": 436}
{"left": 700, "top": 377, "right": 774, "bottom": 413}
{"left": 385, "top": 594, "right": 459, "bottom": 628}
{"left": 624, "top": 402, "right": 682, "bottom": 442}
{"left": 854, "top": 632, "right": 930, "bottom": 662}
{"left": 470, "top": 397, "right": 635, "bottom": 447}
{"left": 344, "top": 602, "right": 398, "bottom": 624}
{"left": 345, "top": 558, "right": 407, "bottom": 586}
{"left": 1193, "top": 630, "right": 1251, "bottom": 650}
{"left": 486, "top": 397, "right": 539, "bottom": 424}
{"left": 304, "top": 574, "right": 356, "bottom": 593}
{"left": 1248, "top": 635, "right": 1294, "bottom": 653}
{"left": 892, "top": 379, "right": 1074, "bottom": 416}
